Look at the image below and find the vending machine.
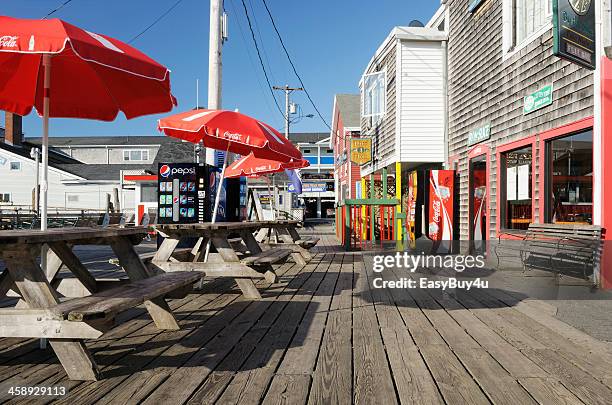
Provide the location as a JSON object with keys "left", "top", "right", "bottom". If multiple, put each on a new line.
{"left": 427, "top": 170, "right": 457, "bottom": 253}
{"left": 157, "top": 163, "right": 211, "bottom": 224}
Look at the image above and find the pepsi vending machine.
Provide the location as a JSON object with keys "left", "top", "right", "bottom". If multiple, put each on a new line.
{"left": 158, "top": 163, "right": 211, "bottom": 224}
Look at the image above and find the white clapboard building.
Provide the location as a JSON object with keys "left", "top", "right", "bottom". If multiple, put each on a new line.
{"left": 359, "top": 15, "right": 448, "bottom": 183}
{"left": 0, "top": 112, "right": 195, "bottom": 215}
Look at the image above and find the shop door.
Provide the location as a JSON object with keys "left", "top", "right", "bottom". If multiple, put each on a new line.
{"left": 469, "top": 155, "right": 487, "bottom": 252}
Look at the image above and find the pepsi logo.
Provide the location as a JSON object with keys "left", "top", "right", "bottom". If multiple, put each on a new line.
{"left": 160, "top": 165, "right": 171, "bottom": 178}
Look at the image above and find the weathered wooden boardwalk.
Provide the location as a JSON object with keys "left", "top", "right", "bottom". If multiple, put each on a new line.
{"left": 1, "top": 224, "right": 611, "bottom": 404}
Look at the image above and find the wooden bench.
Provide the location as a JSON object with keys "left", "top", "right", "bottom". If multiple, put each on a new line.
{"left": 50, "top": 272, "right": 202, "bottom": 323}
{"left": 0, "top": 226, "right": 199, "bottom": 381}
{"left": 240, "top": 248, "right": 292, "bottom": 266}
{"left": 294, "top": 237, "right": 320, "bottom": 249}
{"left": 496, "top": 223, "right": 604, "bottom": 281}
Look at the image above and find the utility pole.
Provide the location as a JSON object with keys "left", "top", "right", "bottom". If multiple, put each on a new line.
{"left": 273, "top": 85, "right": 303, "bottom": 141}
{"left": 207, "top": 0, "right": 225, "bottom": 165}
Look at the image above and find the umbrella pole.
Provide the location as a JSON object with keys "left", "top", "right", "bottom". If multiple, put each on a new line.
{"left": 266, "top": 178, "right": 272, "bottom": 220}
{"left": 41, "top": 55, "right": 51, "bottom": 232}
{"left": 39, "top": 54, "right": 52, "bottom": 350}
{"left": 272, "top": 174, "right": 277, "bottom": 220}
{"left": 204, "top": 148, "right": 230, "bottom": 262}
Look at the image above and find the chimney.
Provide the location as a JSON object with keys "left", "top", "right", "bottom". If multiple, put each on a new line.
{"left": 4, "top": 112, "right": 23, "bottom": 146}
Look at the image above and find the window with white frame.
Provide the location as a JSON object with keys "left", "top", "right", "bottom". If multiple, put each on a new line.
{"left": 123, "top": 150, "right": 149, "bottom": 161}
{"left": 0, "top": 193, "right": 11, "bottom": 203}
{"left": 66, "top": 194, "right": 80, "bottom": 203}
{"left": 9, "top": 161, "right": 21, "bottom": 171}
{"left": 506, "top": 0, "right": 552, "bottom": 52}
{"left": 362, "top": 71, "right": 386, "bottom": 119}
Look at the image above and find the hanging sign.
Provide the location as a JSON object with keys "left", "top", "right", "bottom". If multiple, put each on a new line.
{"left": 553, "top": 0, "right": 595, "bottom": 70}
{"left": 350, "top": 138, "right": 372, "bottom": 165}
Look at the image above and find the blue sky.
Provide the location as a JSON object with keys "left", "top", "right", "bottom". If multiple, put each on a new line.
{"left": 5, "top": 0, "right": 441, "bottom": 137}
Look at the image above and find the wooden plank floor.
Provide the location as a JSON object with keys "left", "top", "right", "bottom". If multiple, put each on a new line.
{"left": 0, "top": 224, "right": 611, "bottom": 404}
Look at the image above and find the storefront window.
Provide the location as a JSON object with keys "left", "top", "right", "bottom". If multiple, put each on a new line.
{"left": 546, "top": 130, "right": 593, "bottom": 224}
{"left": 500, "top": 146, "right": 532, "bottom": 230}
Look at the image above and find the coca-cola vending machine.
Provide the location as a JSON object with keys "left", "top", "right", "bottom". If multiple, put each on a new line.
{"left": 427, "top": 170, "right": 459, "bottom": 254}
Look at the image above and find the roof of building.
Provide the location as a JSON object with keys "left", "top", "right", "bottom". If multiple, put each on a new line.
{"left": 289, "top": 132, "right": 330, "bottom": 144}
{"left": 335, "top": 94, "right": 361, "bottom": 128}
{"left": 56, "top": 163, "right": 153, "bottom": 181}
{"left": 1, "top": 133, "right": 196, "bottom": 181}
{"left": 363, "top": 26, "right": 447, "bottom": 77}
{"left": 25, "top": 135, "right": 174, "bottom": 146}
{"left": 0, "top": 138, "right": 81, "bottom": 165}
{"left": 24, "top": 135, "right": 196, "bottom": 176}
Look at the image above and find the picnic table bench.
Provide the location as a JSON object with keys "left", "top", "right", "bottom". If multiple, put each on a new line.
{"left": 150, "top": 222, "right": 304, "bottom": 300}
{"left": 255, "top": 220, "right": 319, "bottom": 260}
{"left": 495, "top": 223, "right": 604, "bottom": 280}
{"left": 0, "top": 227, "right": 201, "bottom": 381}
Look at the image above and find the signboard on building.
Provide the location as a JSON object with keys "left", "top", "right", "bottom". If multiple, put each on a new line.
{"left": 553, "top": 0, "right": 595, "bottom": 70}
{"left": 523, "top": 84, "right": 554, "bottom": 115}
{"left": 300, "top": 182, "right": 334, "bottom": 193}
{"left": 350, "top": 139, "right": 372, "bottom": 165}
{"left": 467, "top": 124, "right": 491, "bottom": 146}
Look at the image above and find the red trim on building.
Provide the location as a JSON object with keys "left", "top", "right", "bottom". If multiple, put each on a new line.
{"left": 124, "top": 174, "right": 157, "bottom": 182}
{"left": 467, "top": 144, "right": 491, "bottom": 241}
{"left": 600, "top": 57, "right": 612, "bottom": 289}
{"left": 495, "top": 136, "right": 537, "bottom": 237}
{"left": 536, "top": 117, "right": 594, "bottom": 221}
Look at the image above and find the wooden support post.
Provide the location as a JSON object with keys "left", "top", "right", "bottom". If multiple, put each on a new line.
{"left": 382, "top": 168, "right": 388, "bottom": 244}
{"left": 3, "top": 249, "right": 100, "bottom": 381}
{"left": 361, "top": 178, "right": 367, "bottom": 240}
{"left": 240, "top": 230, "right": 279, "bottom": 280}
{"left": 48, "top": 242, "right": 97, "bottom": 294}
{"left": 211, "top": 235, "right": 262, "bottom": 299}
{"left": 396, "top": 161, "right": 403, "bottom": 250}
{"left": 370, "top": 175, "right": 376, "bottom": 243}
{"left": 153, "top": 237, "right": 180, "bottom": 263}
{"left": 382, "top": 168, "right": 388, "bottom": 199}
{"left": 345, "top": 203, "right": 351, "bottom": 250}
{"left": 110, "top": 238, "right": 180, "bottom": 330}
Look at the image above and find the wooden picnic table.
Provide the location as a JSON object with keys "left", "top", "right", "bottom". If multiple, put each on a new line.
{"left": 0, "top": 227, "right": 201, "bottom": 381}
{"left": 151, "top": 221, "right": 308, "bottom": 300}
{"left": 255, "top": 220, "right": 319, "bottom": 258}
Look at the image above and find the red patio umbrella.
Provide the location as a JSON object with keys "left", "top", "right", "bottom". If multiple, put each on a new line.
{"left": 157, "top": 109, "right": 302, "bottom": 163}
{"left": 224, "top": 154, "right": 309, "bottom": 221}
{"left": 159, "top": 109, "right": 303, "bottom": 262}
{"left": 224, "top": 153, "right": 310, "bottom": 178}
{"left": 0, "top": 16, "right": 176, "bottom": 229}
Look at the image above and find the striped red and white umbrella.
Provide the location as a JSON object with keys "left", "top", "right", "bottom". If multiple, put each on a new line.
{"left": 158, "top": 109, "right": 302, "bottom": 162}
{"left": 224, "top": 153, "right": 309, "bottom": 178}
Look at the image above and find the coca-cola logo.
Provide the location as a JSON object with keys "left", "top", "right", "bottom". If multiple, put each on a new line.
{"left": 222, "top": 131, "right": 243, "bottom": 141}
{"left": 0, "top": 36, "right": 18, "bottom": 48}
{"left": 432, "top": 200, "right": 441, "bottom": 224}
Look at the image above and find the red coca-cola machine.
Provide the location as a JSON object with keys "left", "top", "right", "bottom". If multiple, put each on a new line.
{"left": 426, "top": 170, "right": 458, "bottom": 253}
{"left": 404, "top": 169, "right": 459, "bottom": 254}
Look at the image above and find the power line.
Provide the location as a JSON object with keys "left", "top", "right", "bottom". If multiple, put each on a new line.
{"left": 43, "top": 0, "right": 74, "bottom": 19}
{"left": 240, "top": 0, "right": 285, "bottom": 119}
{"left": 229, "top": 0, "right": 282, "bottom": 128}
{"left": 128, "top": 0, "right": 185, "bottom": 44}
{"left": 246, "top": 0, "right": 277, "bottom": 86}
{"left": 260, "top": 0, "right": 331, "bottom": 131}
